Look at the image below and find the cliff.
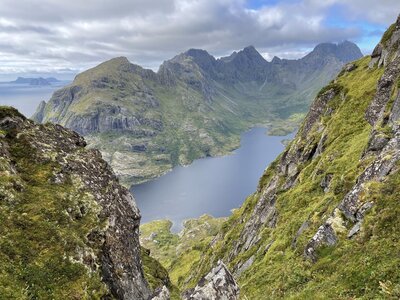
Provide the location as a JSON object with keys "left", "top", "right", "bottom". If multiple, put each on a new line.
{"left": 0, "top": 106, "right": 152, "bottom": 299}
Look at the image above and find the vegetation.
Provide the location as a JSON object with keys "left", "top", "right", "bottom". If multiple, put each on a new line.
{"left": 0, "top": 117, "right": 108, "bottom": 299}
{"left": 140, "top": 247, "right": 181, "bottom": 299}
{"left": 168, "top": 53, "right": 400, "bottom": 299}
{"left": 35, "top": 43, "right": 361, "bottom": 187}
{"left": 140, "top": 215, "right": 226, "bottom": 288}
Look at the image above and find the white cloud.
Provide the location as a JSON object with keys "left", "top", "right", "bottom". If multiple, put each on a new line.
{"left": 0, "top": 0, "right": 398, "bottom": 74}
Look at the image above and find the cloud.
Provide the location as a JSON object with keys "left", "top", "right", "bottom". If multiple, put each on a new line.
{"left": 0, "top": 0, "right": 398, "bottom": 74}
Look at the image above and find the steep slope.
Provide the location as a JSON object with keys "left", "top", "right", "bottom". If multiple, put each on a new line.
{"left": 33, "top": 42, "right": 362, "bottom": 187}
{"left": 140, "top": 215, "right": 227, "bottom": 287}
{"left": 173, "top": 17, "right": 400, "bottom": 299}
{"left": 0, "top": 106, "right": 172, "bottom": 299}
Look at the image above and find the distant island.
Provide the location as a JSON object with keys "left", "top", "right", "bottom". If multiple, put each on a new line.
{"left": 9, "top": 77, "right": 60, "bottom": 86}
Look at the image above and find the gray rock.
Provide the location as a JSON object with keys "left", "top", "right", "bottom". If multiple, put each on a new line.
{"left": 344, "top": 63, "right": 357, "bottom": 72}
{"left": 348, "top": 222, "right": 361, "bottom": 238}
{"left": 320, "top": 174, "right": 333, "bottom": 193}
{"left": 365, "top": 57, "right": 400, "bottom": 126}
{"left": 230, "top": 175, "right": 279, "bottom": 258}
{"left": 31, "top": 100, "right": 46, "bottom": 122}
{"left": 292, "top": 221, "right": 310, "bottom": 248}
{"left": 151, "top": 286, "right": 170, "bottom": 300}
{"left": 304, "top": 223, "right": 337, "bottom": 262}
{"left": 182, "top": 260, "right": 239, "bottom": 300}
{"left": 366, "top": 130, "right": 390, "bottom": 153}
{"left": 234, "top": 255, "right": 254, "bottom": 277}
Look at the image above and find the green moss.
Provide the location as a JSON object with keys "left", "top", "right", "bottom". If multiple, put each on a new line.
{"left": 0, "top": 106, "right": 25, "bottom": 121}
{"left": 381, "top": 23, "right": 396, "bottom": 45}
{"left": 317, "top": 82, "right": 342, "bottom": 98}
{"left": 140, "top": 247, "right": 181, "bottom": 299}
{"left": 0, "top": 131, "right": 108, "bottom": 298}
{"left": 180, "top": 54, "right": 397, "bottom": 299}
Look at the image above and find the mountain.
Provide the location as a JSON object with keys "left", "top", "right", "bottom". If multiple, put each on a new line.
{"left": 32, "top": 42, "right": 362, "bottom": 187}
{"left": 149, "top": 16, "right": 400, "bottom": 299}
{"left": 0, "top": 106, "right": 180, "bottom": 299}
{"left": 9, "top": 77, "right": 60, "bottom": 86}
{"left": 1, "top": 16, "right": 398, "bottom": 300}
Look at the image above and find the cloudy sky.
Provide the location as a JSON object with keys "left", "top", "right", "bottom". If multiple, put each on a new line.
{"left": 0, "top": 0, "right": 399, "bottom": 80}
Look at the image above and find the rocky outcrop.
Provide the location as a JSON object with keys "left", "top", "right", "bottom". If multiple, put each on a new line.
{"left": 0, "top": 107, "right": 151, "bottom": 299}
{"left": 150, "top": 286, "right": 170, "bottom": 300}
{"left": 304, "top": 223, "right": 337, "bottom": 262}
{"left": 182, "top": 260, "right": 239, "bottom": 300}
{"left": 31, "top": 100, "right": 46, "bottom": 121}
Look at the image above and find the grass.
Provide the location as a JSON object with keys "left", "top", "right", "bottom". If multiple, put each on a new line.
{"left": 0, "top": 117, "right": 108, "bottom": 299}
{"left": 175, "top": 55, "right": 399, "bottom": 299}
{"left": 140, "top": 215, "right": 227, "bottom": 288}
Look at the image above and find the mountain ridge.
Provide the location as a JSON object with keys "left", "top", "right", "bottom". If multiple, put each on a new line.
{"left": 33, "top": 41, "right": 362, "bottom": 187}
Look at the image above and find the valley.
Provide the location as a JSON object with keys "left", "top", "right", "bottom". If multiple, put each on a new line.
{"left": 32, "top": 42, "right": 362, "bottom": 187}
{"left": 1, "top": 2, "right": 399, "bottom": 299}
{"left": 133, "top": 127, "right": 293, "bottom": 231}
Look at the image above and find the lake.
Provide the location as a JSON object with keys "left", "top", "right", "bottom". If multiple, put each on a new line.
{"left": 0, "top": 82, "right": 69, "bottom": 118}
{"left": 132, "top": 127, "right": 293, "bottom": 231}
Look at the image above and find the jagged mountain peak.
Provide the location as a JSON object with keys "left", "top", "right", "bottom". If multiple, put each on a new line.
{"left": 271, "top": 56, "right": 282, "bottom": 63}
{"left": 306, "top": 41, "right": 363, "bottom": 63}
{"left": 185, "top": 48, "right": 214, "bottom": 59}
{"left": 183, "top": 48, "right": 217, "bottom": 71}
{"left": 233, "top": 45, "right": 267, "bottom": 64}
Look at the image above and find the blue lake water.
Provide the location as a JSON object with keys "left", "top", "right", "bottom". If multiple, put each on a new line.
{"left": 132, "top": 127, "right": 293, "bottom": 231}
{"left": 0, "top": 82, "right": 69, "bottom": 118}
{"left": 0, "top": 82, "right": 292, "bottom": 232}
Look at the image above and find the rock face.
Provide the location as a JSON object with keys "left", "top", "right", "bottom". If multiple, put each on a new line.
{"left": 182, "top": 260, "right": 239, "bottom": 300}
{"left": 179, "top": 15, "right": 400, "bottom": 299}
{"left": 33, "top": 42, "right": 362, "bottom": 187}
{"left": 150, "top": 286, "right": 170, "bottom": 300}
{"left": 0, "top": 107, "right": 150, "bottom": 299}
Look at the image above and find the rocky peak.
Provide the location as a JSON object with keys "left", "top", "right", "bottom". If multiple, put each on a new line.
{"left": 182, "top": 260, "right": 239, "bottom": 300}
{"left": 335, "top": 40, "right": 364, "bottom": 62}
{"left": 185, "top": 49, "right": 216, "bottom": 67}
{"left": 271, "top": 56, "right": 282, "bottom": 64}
{"left": 103, "top": 56, "right": 131, "bottom": 67}
{"left": 304, "top": 41, "right": 363, "bottom": 63}
{"left": 232, "top": 45, "right": 267, "bottom": 66}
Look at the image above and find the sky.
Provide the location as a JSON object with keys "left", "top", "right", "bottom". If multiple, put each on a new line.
{"left": 0, "top": 0, "right": 399, "bottom": 80}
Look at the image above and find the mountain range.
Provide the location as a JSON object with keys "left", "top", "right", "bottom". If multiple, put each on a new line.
{"left": 1, "top": 14, "right": 400, "bottom": 300}
{"left": 32, "top": 41, "right": 362, "bottom": 187}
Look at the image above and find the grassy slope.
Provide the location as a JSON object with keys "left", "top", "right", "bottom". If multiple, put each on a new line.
{"left": 140, "top": 215, "right": 227, "bottom": 287}
{"left": 177, "top": 55, "right": 400, "bottom": 299}
{"left": 140, "top": 247, "right": 181, "bottom": 299}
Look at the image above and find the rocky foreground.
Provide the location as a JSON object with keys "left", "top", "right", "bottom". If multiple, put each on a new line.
{"left": 0, "top": 106, "right": 239, "bottom": 299}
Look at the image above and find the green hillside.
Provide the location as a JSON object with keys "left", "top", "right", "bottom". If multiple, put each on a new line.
{"left": 33, "top": 43, "right": 362, "bottom": 187}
